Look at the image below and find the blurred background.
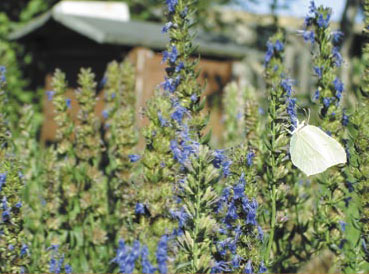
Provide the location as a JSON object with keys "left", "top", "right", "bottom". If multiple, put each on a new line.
{"left": 0, "top": 0, "right": 365, "bottom": 146}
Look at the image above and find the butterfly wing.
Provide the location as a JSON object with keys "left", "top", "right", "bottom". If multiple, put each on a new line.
{"left": 290, "top": 125, "right": 346, "bottom": 176}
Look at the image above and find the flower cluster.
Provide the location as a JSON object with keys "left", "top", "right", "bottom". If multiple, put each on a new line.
{"left": 301, "top": 2, "right": 351, "bottom": 270}
{"left": 213, "top": 173, "right": 265, "bottom": 273}
{"left": 303, "top": 1, "right": 345, "bottom": 121}
{"left": 139, "top": 0, "right": 208, "bottom": 263}
{"left": 48, "top": 245, "right": 72, "bottom": 274}
{"left": 112, "top": 236, "right": 168, "bottom": 274}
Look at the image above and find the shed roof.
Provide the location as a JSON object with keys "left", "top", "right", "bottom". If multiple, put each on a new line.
{"left": 9, "top": 7, "right": 256, "bottom": 59}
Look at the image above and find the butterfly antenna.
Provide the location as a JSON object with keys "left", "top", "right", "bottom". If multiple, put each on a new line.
{"left": 307, "top": 108, "right": 311, "bottom": 124}
{"left": 301, "top": 108, "right": 311, "bottom": 124}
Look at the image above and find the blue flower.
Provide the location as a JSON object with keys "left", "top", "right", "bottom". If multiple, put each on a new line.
{"left": 64, "top": 264, "right": 72, "bottom": 274}
{"left": 303, "top": 31, "right": 315, "bottom": 44}
{"left": 317, "top": 12, "right": 331, "bottom": 28}
{"left": 169, "top": 46, "right": 179, "bottom": 63}
{"left": 156, "top": 235, "right": 168, "bottom": 274}
{"left": 245, "top": 198, "right": 258, "bottom": 226}
{"left": 281, "top": 78, "right": 293, "bottom": 96}
{"left": 313, "top": 66, "right": 323, "bottom": 79}
{"left": 213, "top": 149, "right": 232, "bottom": 177}
{"left": 50, "top": 257, "right": 57, "bottom": 273}
{"left": 0, "top": 66, "right": 6, "bottom": 82}
{"left": 141, "top": 245, "right": 156, "bottom": 274}
{"left": 2, "top": 210, "right": 10, "bottom": 221}
{"left": 128, "top": 154, "right": 141, "bottom": 163}
{"left": 258, "top": 261, "right": 267, "bottom": 273}
{"left": 20, "top": 244, "right": 28, "bottom": 257}
{"left": 342, "top": 113, "right": 349, "bottom": 127}
{"left": 231, "top": 254, "right": 242, "bottom": 268}
{"left": 0, "top": 173, "right": 6, "bottom": 192}
{"left": 162, "top": 46, "right": 179, "bottom": 64}
{"left": 274, "top": 40, "right": 284, "bottom": 52}
{"left": 332, "top": 47, "right": 343, "bottom": 67}
{"left": 313, "top": 90, "right": 320, "bottom": 100}
{"left": 213, "top": 149, "right": 225, "bottom": 169}
{"left": 190, "top": 94, "right": 197, "bottom": 102}
{"left": 2, "top": 197, "right": 10, "bottom": 221}
{"left": 323, "top": 97, "right": 331, "bottom": 107}
{"left": 233, "top": 173, "right": 245, "bottom": 200}
{"left": 15, "top": 201, "right": 22, "bottom": 208}
{"left": 180, "top": 6, "right": 188, "bottom": 17}
{"left": 135, "top": 203, "right": 146, "bottom": 215}
{"left": 226, "top": 200, "right": 239, "bottom": 220}
{"left": 102, "top": 110, "right": 109, "bottom": 119}
{"left": 56, "top": 255, "right": 65, "bottom": 274}
{"left": 157, "top": 111, "right": 168, "bottom": 127}
{"left": 287, "top": 97, "right": 298, "bottom": 127}
{"left": 162, "top": 22, "right": 174, "bottom": 33}
{"left": 162, "top": 51, "right": 169, "bottom": 63}
{"left": 222, "top": 159, "right": 232, "bottom": 177}
{"left": 163, "top": 76, "right": 180, "bottom": 93}
{"left": 171, "top": 103, "right": 188, "bottom": 124}
{"left": 333, "top": 77, "right": 344, "bottom": 100}
{"left": 244, "top": 260, "right": 253, "bottom": 274}
{"left": 8, "top": 244, "right": 14, "bottom": 250}
{"left": 115, "top": 240, "right": 140, "bottom": 274}
{"left": 308, "top": 1, "right": 317, "bottom": 15}
{"left": 46, "top": 91, "right": 55, "bottom": 101}
{"left": 211, "top": 261, "right": 230, "bottom": 273}
{"left": 332, "top": 30, "right": 344, "bottom": 45}
{"left": 264, "top": 41, "right": 274, "bottom": 65}
{"left": 339, "top": 220, "right": 346, "bottom": 232}
{"left": 257, "top": 225, "right": 264, "bottom": 241}
{"left": 165, "top": 0, "right": 178, "bottom": 13}
{"left": 175, "top": 61, "right": 185, "bottom": 72}
{"left": 65, "top": 99, "right": 71, "bottom": 109}
{"left": 170, "top": 207, "right": 188, "bottom": 228}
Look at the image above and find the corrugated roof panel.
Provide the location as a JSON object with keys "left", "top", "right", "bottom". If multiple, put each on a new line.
{"left": 9, "top": 10, "right": 256, "bottom": 59}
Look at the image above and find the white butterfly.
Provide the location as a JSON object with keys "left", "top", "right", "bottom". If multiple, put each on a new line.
{"left": 289, "top": 120, "right": 347, "bottom": 176}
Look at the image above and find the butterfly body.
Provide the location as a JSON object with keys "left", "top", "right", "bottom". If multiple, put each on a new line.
{"left": 290, "top": 121, "right": 346, "bottom": 176}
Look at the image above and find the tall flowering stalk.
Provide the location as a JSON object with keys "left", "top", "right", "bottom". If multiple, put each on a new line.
{"left": 261, "top": 32, "right": 310, "bottom": 271}
{"left": 216, "top": 80, "right": 265, "bottom": 273}
{"left": 138, "top": 0, "right": 207, "bottom": 252}
{"left": 303, "top": 2, "right": 348, "bottom": 267}
{"left": 0, "top": 66, "right": 29, "bottom": 273}
{"left": 345, "top": 1, "right": 369, "bottom": 271}
{"left": 103, "top": 60, "right": 139, "bottom": 239}
{"left": 50, "top": 70, "right": 74, "bottom": 155}
{"left": 262, "top": 32, "right": 291, "bottom": 265}
{"left": 172, "top": 144, "right": 218, "bottom": 273}
{"left": 69, "top": 68, "right": 109, "bottom": 272}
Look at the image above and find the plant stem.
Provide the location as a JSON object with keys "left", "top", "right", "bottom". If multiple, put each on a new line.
{"left": 265, "top": 184, "right": 277, "bottom": 264}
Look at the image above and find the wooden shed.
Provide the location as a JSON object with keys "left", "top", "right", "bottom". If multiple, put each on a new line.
{"left": 9, "top": 2, "right": 258, "bottom": 144}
